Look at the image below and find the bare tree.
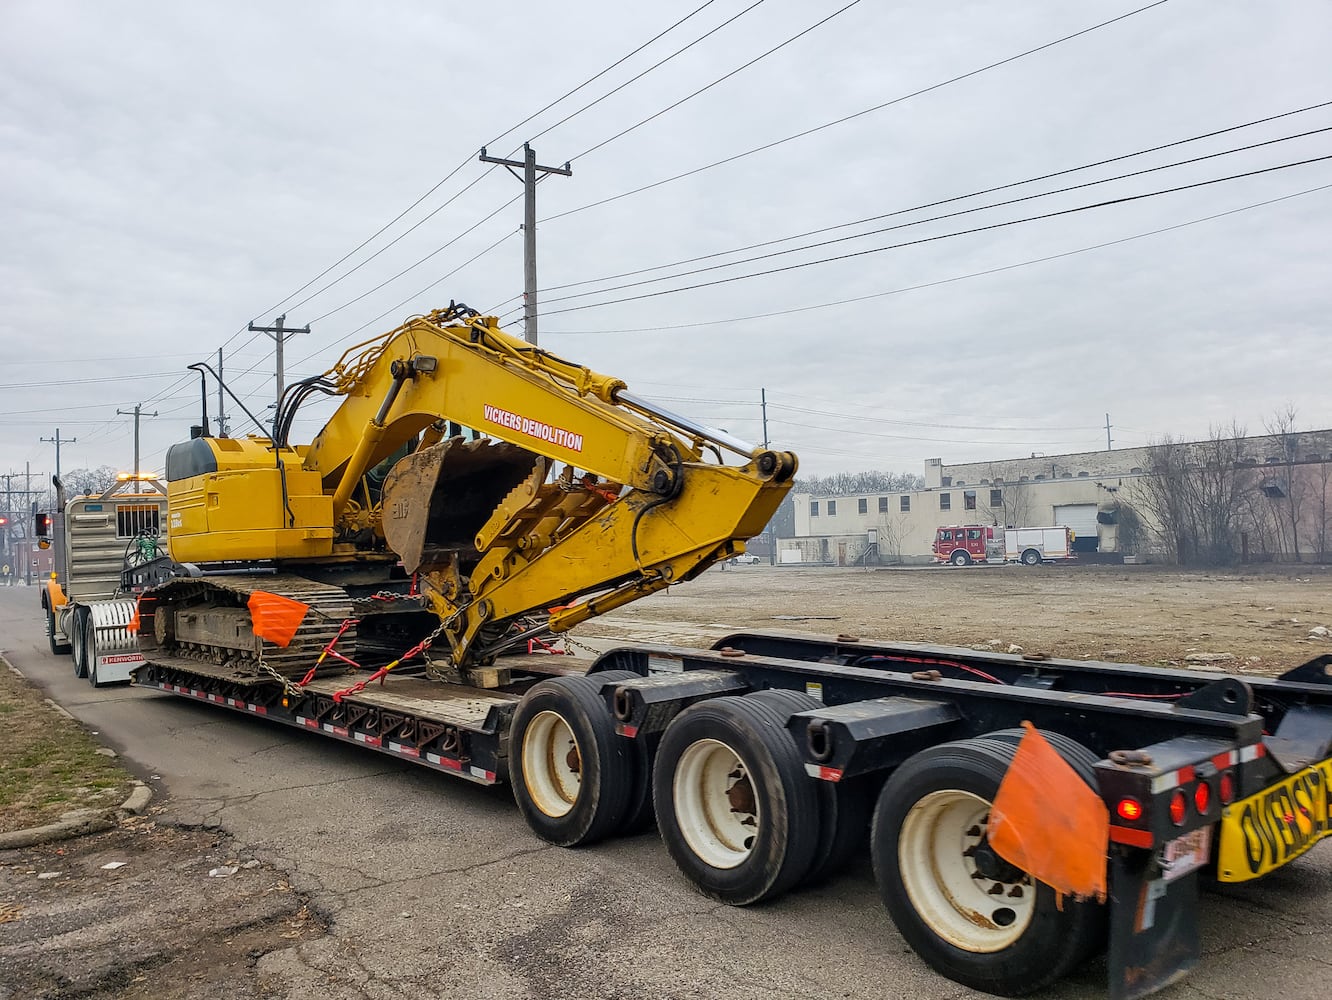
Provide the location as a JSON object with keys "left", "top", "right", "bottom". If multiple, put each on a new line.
{"left": 876, "top": 513, "right": 911, "bottom": 564}
{"left": 1137, "top": 425, "right": 1251, "bottom": 565}
{"left": 794, "top": 470, "right": 924, "bottom": 495}
{"left": 60, "top": 466, "right": 120, "bottom": 498}
{"left": 1263, "top": 405, "right": 1307, "bottom": 562}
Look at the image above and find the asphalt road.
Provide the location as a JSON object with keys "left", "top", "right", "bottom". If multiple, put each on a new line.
{"left": 3, "top": 586, "right": 1330, "bottom": 1000}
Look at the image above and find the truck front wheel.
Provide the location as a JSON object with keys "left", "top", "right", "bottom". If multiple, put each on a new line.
{"left": 870, "top": 739, "right": 1102, "bottom": 996}
{"left": 47, "top": 606, "right": 72, "bottom": 656}
{"left": 950, "top": 550, "right": 971, "bottom": 567}
{"left": 510, "top": 676, "right": 636, "bottom": 847}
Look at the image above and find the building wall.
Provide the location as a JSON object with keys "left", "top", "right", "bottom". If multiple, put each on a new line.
{"left": 780, "top": 429, "right": 1332, "bottom": 565}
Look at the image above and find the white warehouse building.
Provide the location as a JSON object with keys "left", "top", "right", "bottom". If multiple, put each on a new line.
{"left": 779, "top": 429, "right": 1332, "bottom": 566}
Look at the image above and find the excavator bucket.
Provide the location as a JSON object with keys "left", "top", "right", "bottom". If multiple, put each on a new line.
{"left": 382, "top": 436, "right": 539, "bottom": 574}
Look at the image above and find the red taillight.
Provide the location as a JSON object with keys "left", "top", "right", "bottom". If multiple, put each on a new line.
{"left": 1170, "top": 789, "right": 1188, "bottom": 825}
{"left": 1219, "top": 770, "right": 1236, "bottom": 804}
{"left": 1194, "top": 781, "right": 1211, "bottom": 815}
{"left": 1116, "top": 797, "right": 1144, "bottom": 822}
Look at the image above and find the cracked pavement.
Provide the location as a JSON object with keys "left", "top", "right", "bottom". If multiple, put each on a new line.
{"left": 2, "top": 588, "right": 1330, "bottom": 999}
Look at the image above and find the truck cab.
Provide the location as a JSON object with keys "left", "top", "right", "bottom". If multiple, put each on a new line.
{"left": 933, "top": 525, "right": 995, "bottom": 566}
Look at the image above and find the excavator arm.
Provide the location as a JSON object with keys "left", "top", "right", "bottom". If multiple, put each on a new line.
{"left": 300, "top": 305, "right": 796, "bottom": 672}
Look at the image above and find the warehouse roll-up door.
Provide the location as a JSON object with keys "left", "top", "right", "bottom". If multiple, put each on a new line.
{"left": 1054, "top": 503, "right": 1098, "bottom": 551}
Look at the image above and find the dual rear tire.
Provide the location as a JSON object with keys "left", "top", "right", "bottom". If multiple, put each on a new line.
{"left": 510, "top": 676, "right": 1103, "bottom": 996}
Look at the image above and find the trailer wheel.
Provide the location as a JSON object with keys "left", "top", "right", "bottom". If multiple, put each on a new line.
{"left": 70, "top": 607, "right": 89, "bottom": 677}
{"left": 871, "top": 738, "right": 1101, "bottom": 996}
{"left": 47, "top": 606, "right": 72, "bottom": 656}
{"left": 654, "top": 695, "right": 819, "bottom": 905}
{"left": 744, "top": 689, "right": 872, "bottom": 885}
{"left": 1020, "top": 548, "right": 1041, "bottom": 566}
{"left": 511, "top": 676, "right": 636, "bottom": 847}
{"left": 582, "top": 669, "right": 655, "bottom": 833}
{"left": 950, "top": 550, "right": 971, "bottom": 567}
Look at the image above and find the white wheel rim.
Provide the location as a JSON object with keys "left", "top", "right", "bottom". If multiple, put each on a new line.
{"left": 898, "top": 789, "right": 1036, "bottom": 952}
{"left": 522, "top": 710, "right": 582, "bottom": 818}
{"left": 673, "top": 738, "right": 759, "bottom": 869}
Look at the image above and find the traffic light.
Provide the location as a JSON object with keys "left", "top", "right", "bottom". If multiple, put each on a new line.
{"left": 34, "top": 512, "right": 51, "bottom": 537}
{"left": 0, "top": 516, "right": 8, "bottom": 527}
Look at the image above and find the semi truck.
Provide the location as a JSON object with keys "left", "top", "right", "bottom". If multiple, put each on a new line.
{"left": 93, "top": 305, "right": 1332, "bottom": 999}
{"left": 933, "top": 524, "right": 1077, "bottom": 566}
{"left": 37, "top": 475, "right": 169, "bottom": 686}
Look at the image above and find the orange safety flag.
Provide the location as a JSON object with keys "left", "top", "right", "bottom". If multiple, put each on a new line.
{"left": 987, "top": 721, "right": 1109, "bottom": 902}
{"left": 247, "top": 591, "right": 310, "bottom": 648}
{"left": 126, "top": 599, "right": 141, "bottom": 634}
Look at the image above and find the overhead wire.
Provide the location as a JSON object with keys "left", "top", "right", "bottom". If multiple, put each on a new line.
{"left": 512, "top": 132, "right": 1332, "bottom": 315}
{"left": 543, "top": 0, "right": 1177, "bottom": 224}
{"left": 527, "top": 115, "right": 1332, "bottom": 298}
{"left": 541, "top": 180, "right": 1332, "bottom": 334}
{"left": 533, "top": 154, "right": 1332, "bottom": 317}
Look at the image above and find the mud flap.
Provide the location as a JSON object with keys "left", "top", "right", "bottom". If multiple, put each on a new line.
{"left": 1107, "top": 850, "right": 1200, "bottom": 1000}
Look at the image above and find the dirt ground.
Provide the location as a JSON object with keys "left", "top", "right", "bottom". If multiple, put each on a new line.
{"left": 0, "top": 818, "right": 323, "bottom": 1000}
{"left": 577, "top": 563, "right": 1332, "bottom": 674}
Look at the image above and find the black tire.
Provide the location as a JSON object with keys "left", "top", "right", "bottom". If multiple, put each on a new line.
{"left": 85, "top": 613, "right": 103, "bottom": 688}
{"left": 744, "top": 689, "right": 870, "bottom": 884}
{"left": 1021, "top": 549, "right": 1041, "bottom": 566}
{"left": 580, "top": 669, "right": 655, "bottom": 833}
{"left": 48, "top": 605, "right": 72, "bottom": 656}
{"left": 951, "top": 550, "right": 971, "bottom": 567}
{"left": 71, "top": 607, "right": 89, "bottom": 677}
{"left": 653, "top": 695, "right": 820, "bottom": 906}
{"left": 510, "top": 675, "right": 636, "bottom": 847}
{"left": 871, "top": 738, "right": 1103, "bottom": 997}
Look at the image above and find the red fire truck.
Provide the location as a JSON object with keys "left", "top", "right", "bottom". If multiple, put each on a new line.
{"left": 934, "top": 524, "right": 1076, "bottom": 566}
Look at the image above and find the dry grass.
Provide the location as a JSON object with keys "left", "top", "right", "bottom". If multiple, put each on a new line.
{"left": 0, "top": 660, "right": 135, "bottom": 833}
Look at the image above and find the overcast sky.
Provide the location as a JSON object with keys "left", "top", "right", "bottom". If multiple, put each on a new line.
{"left": 3, "top": 0, "right": 1330, "bottom": 491}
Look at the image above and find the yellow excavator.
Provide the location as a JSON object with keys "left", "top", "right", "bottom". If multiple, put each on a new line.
{"left": 141, "top": 303, "right": 795, "bottom": 686}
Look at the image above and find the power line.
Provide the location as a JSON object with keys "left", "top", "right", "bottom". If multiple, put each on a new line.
{"left": 568, "top": 0, "right": 864, "bottom": 163}
{"left": 515, "top": 132, "right": 1332, "bottom": 315}
{"left": 211, "top": 2, "right": 728, "bottom": 356}
{"left": 540, "top": 180, "right": 1332, "bottom": 335}
{"left": 534, "top": 154, "right": 1332, "bottom": 317}
{"left": 527, "top": 117, "right": 1332, "bottom": 299}
{"left": 526, "top": 0, "right": 770, "bottom": 148}
{"left": 543, "top": 0, "right": 1178, "bottom": 224}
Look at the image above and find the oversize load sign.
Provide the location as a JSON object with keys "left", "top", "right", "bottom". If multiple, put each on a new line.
{"left": 482, "top": 403, "right": 584, "bottom": 453}
{"left": 1217, "top": 758, "right": 1332, "bottom": 881}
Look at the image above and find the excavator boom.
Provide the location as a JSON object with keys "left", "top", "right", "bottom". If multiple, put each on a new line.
{"left": 155, "top": 304, "right": 796, "bottom": 680}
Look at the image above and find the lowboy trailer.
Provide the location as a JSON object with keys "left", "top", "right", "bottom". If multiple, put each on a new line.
{"left": 130, "top": 622, "right": 1332, "bottom": 1000}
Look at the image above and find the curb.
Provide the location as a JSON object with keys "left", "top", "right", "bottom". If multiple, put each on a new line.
{"left": 0, "top": 783, "right": 153, "bottom": 852}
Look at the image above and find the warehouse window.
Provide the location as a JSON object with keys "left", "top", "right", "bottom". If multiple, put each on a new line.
{"left": 900, "top": 496, "right": 910, "bottom": 512}
{"left": 858, "top": 498, "right": 868, "bottom": 515}
{"left": 811, "top": 501, "right": 819, "bottom": 517}
{"left": 990, "top": 488, "right": 1003, "bottom": 507}
{"left": 827, "top": 500, "right": 837, "bottom": 515}
{"left": 878, "top": 496, "right": 889, "bottom": 513}
{"left": 940, "top": 493, "right": 951, "bottom": 511}
{"left": 964, "top": 490, "right": 977, "bottom": 511}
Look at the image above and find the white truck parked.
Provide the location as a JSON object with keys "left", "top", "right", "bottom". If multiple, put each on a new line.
{"left": 1003, "top": 525, "right": 1076, "bottom": 565}
{"left": 37, "top": 476, "right": 169, "bottom": 686}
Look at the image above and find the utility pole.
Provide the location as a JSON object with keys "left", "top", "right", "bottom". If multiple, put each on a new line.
{"left": 760, "top": 388, "right": 770, "bottom": 448}
{"left": 217, "top": 347, "right": 229, "bottom": 437}
{"left": 248, "top": 314, "right": 309, "bottom": 410}
{"left": 116, "top": 404, "right": 159, "bottom": 493}
{"left": 41, "top": 428, "right": 75, "bottom": 482}
{"left": 1105, "top": 413, "right": 1113, "bottom": 451}
{"left": 479, "top": 143, "right": 572, "bottom": 346}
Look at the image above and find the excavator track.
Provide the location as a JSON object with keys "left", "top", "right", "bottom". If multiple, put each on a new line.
{"left": 138, "top": 574, "right": 357, "bottom": 680}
